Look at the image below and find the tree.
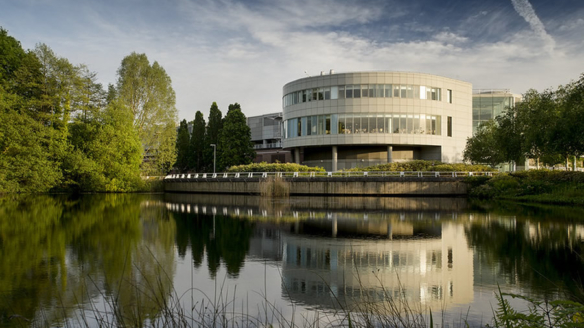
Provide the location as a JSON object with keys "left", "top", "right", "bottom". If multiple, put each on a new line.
{"left": 204, "top": 102, "right": 223, "bottom": 171}
{"left": 116, "top": 52, "right": 178, "bottom": 176}
{"left": 218, "top": 106, "right": 255, "bottom": 170}
{"left": 188, "top": 111, "right": 206, "bottom": 172}
{"left": 175, "top": 119, "right": 190, "bottom": 172}
{"left": 495, "top": 106, "right": 525, "bottom": 167}
{"left": 463, "top": 120, "right": 506, "bottom": 167}
{"left": 552, "top": 77, "right": 584, "bottom": 170}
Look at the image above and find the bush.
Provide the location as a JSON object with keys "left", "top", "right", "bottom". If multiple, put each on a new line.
{"left": 227, "top": 162, "right": 325, "bottom": 173}
{"left": 345, "top": 160, "right": 496, "bottom": 172}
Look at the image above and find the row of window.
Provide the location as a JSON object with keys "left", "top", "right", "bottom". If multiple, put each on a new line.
{"left": 283, "top": 84, "right": 452, "bottom": 107}
{"left": 284, "top": 113, "right": 444, "bottom": 139}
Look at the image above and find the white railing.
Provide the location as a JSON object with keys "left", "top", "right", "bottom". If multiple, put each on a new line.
{"left": 164, "top": 171, "right": 497, "bottom": 180}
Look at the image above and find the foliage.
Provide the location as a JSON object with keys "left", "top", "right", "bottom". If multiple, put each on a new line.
{"left": 227, "top": 162, "right": 325, "bottom": 172}
{"left": 188, "top": 111, "right": 206, "bottom": 172}
{"left": 345, "top": 160, "right": 495, "bottom": 172}
{"left": 464, "top": 76, "right": 584, "bottom": 170}
{"left": 463, "top": 120, "right": 506, "bottom": 166}
{"left": 468, "top": 170, "right": 584, "bottom": 205}
{"left": 218, "top": 106, "right": 255, "bottom": 170}
{"left": 175, "top": 119, "right": 190, "bottom": 172}
{"left": 116, "top": 52, "right": 178, "bottom": 176}
{"left": 0, "top": 107, "right": 63, "bottom": 193}
{"left": 204, "top": 102, "right": 223, "bottom": 171}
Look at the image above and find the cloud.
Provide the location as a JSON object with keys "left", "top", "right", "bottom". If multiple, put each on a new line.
{"left": 510, "top": 0, "right": 555, "bottom": 53}
{"left": 434, "top": 31, "right": 468, "bottom": 44}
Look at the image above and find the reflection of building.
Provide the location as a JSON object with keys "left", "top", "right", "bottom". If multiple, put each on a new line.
{"left": 472, "top": 90, "right": 521, "bottom": 134}
{"left": 281, "top": 223, "right": 473, "bottom": 311}
{"left": 281, "top": 71, "right": 472, "bottom": 170}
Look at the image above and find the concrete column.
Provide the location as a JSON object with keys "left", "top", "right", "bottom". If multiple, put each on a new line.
{"left": 387, "top": 145, "right": 393, "bottom": 163}
{"left": 294, "top": 148, "right": 300, "bottom": 164}
{"left": 332, "top": 146, "right": 338, "bottom": 172}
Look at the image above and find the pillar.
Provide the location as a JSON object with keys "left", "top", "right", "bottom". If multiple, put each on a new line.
{"left": 387, "top": 145, "right": 393, "bottom": 163}
{"left": 294, "top": 148, "right": 300, "bottom": 164}
{"left": 332, "top": 146, "right": 338, "bottom": 172}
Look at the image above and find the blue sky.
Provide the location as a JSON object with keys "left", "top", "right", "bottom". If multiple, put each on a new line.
{"left": 2, "top": 0, "right": 583, "bottom": 120}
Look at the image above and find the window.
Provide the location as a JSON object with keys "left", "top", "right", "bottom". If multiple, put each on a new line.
{"left": 346, "top": 85, "right": 353, "bottom": 98}
{"left": 353, "top": 85, "right": 361, "bottom": 98}
{"left": 447, "top": 89, "right": 452, "bottom": 103}
{"left": 385, "top": 84, "right": 392, "bottom": 97}
{"left": 361, "top": 85, "right": 368, "bottom": 97}
{"left": 301, "top": 117, "right": 307, "bottom": 136}
{"left": 338, "top": 86, "right": 345, "bottom": 99}
{"left": 394, "top": 85, "right": 400, "bottom": 98}
{"left": 331, "top": 86, "right": 338, "bottom": 99}
{"left": 447, "top": 116, "right": 452, "bottom": 137}
{"left": 324, "top": 87, "right": 331, "bottom": 100}
{"left": 297, "top": 118, "right": 302, "bottom": 137}
{"left": 377, "top": 85, "right": 384, "bottom": 98}
{"left": 318, "top": 88, "right": 324, "bottom": 100}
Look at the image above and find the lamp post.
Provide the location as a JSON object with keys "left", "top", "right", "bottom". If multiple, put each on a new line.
{"left": 210, "top": 144, "right": 216, "bottom": 173}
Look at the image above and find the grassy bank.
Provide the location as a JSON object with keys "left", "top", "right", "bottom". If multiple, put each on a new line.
{"left": 467, "top": 170, "right": 584, "bottom": 206}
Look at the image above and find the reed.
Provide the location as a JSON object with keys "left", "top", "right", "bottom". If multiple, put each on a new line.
{"left": 259, "top": 175, "right": 290, "bottom": 198}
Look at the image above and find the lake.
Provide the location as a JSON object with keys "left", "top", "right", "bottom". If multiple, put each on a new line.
{"left": 1, "top": 193, "right": 583, "bottom": 327}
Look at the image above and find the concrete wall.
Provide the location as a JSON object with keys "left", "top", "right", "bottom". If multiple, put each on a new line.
{"left": 165, "top": 177, "right": 468, "bottom": 196}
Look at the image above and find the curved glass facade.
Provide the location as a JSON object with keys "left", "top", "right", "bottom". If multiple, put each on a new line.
{"left": 283, "top": 84, "right": 442, "bottom": 107}
{"left": 284, "top": 113, "right": 441, "bottom": 139}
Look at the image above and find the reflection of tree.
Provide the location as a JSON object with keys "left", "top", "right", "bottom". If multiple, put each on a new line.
{"left": 465, "top": 220, "right": 584, "bottom": 301}
{"left": 173, "top": 212, "right": 254, "bottom": 278}
{"left": 0, "top": 194, "right": 176, "bottom": 327}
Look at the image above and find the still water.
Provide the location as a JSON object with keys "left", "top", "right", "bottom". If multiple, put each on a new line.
{"left": 1, "top": 193, "right": 583, "bottom": 327}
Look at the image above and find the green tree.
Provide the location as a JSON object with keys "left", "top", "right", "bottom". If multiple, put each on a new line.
{"left": 189, "top": 111, "right": 206, "bottom": 172}
{"left": 66, "top": 100, "right": 143, "bottom": 192}
{"left": 463, "top": 120, "right": 506, "bottom": 167}
{"left": 116, "top": 52, "right": 178, "bottom": 176}
{"left": 204, "top": 102, "right": 223, "bottom": 171}
{"left": 175, "top": 119, "right": 190, "bottom": 172}
{"left": 552, "top": 77, "right": 584, "bottom": 170}
{"left": 494, "top": 106, "right": 525, "bottom": 168}
{"left": 218, "top": 106, "right": 255, "bottom": 170}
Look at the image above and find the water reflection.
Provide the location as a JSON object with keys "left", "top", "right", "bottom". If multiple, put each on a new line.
{"left": 0, "top": 194, "right": 175, "bottom": 327}
{"left": 2, "top": 193, "right": 584, "bottom": 327}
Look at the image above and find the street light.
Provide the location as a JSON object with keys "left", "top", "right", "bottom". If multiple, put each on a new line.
{"left": 210, "top": 144, "right": 216, "bottom": 173}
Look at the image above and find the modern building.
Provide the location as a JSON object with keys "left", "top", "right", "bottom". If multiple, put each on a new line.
{"left": 246, "top": 112, "right": 292, "bottom": 163}
{"left": 472, "top": 89, "right": 521, "bottom": 134}
{"left": 280, "top": 71, "right": 473, "bottom": 171}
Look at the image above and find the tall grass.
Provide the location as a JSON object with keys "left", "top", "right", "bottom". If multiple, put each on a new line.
{"left": 260, "top": 176, "right": 290, "bottom": 198}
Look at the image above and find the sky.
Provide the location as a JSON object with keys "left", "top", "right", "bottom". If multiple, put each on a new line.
{"left": 2, "top": 0, "right": 584, "bottom": 120}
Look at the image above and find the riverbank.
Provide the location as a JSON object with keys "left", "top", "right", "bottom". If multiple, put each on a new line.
{"left": 467, "top": 170, "right": 584, "bottom": 206}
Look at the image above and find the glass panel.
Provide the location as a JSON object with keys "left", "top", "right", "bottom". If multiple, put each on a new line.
{"left": 401, "top": 85, "right": 407, "bottom": 98}
{"left": 370, "top": 84, "right": 375, "bottom": 97}
{"left": 331, "top": 86, "right": 338, "bottom": 99}
{"left": 307, "top": 89, "right": 312, "bottom": 102}
{"left": 345, "top": 114, "right": 353, "bottom": 134}
{"left": 437, "top": 88, "right": 441, "bottom": 101}
{"left": 377, "top": 115, "right": 384, "bottom": 133}
{"left": 400, "top": 115, "right": 407, "bottom": 133}
{"left": 414, "top": 86, "right": 420, "bottom": 99}
{"left": 392, "top": 115, "right": 400, "bottom": 133}
{"left": 426, "top": 117, "right": 432, "bottom": 135}
{"left": 324, "top": 87, "right": 330, "bottom": 100}
{"left": 302, "top": 90, "right": 307, "bottom": 102}
{"left": 318, "top": 88, "right": 324, "bottom": 100}
{"left": 326, "top": 115, "right": 331, "bottom": 134}
{"left": 377, "top": 85, "right": 384, "bottom": 98}
{"left": 301, "top": 117, "right": 307, "bottom": 136}
{"left": 318, "top": 115, "right": 325, "bottom": 135}
{"left": 414, "top": 114, "right": 420, "bottom": 133}
{"left": 447, "top": 116, "right": 452, "bottom": 137}
{"left": 313, "top": 88, "right": 318, "bottom": 101}
{"left": 337, "top": 114, "right": 345, "bottom": 134}
{"left": 394, "top": 85, "right": 400, "bottom": 98}
{"left": 331, "top": 114, "right": 337, "bottom": 134}
{"left": 385, "top": 84, "right": 392, "bottom": 98}
{"left": 420, "top": 86, "right": 427, "bottom": 99}
{"left": 354, "top": 85, "right": 361, "bottom": 98}
{"left": 427, "top": 87, "right": 432, "bottom": 100}
{"left": 361, "top": 115, "right": 369, "bottom": 133}
{"left": 346, "top": 85, "right": 353, "bottom": 98}
{"left": 307, "top": 116, "right": 312, "bottom": 136}
{"left": 354, "top": 115, "right": 361, "bottom": 133}
{"left": 361, "top": 85, "right": 368, "bottom": 97}
{"left": 297, "top": 118, "right": 301, "bottom": 137}
{"left": 311, "top": 116, "right": 318, "bottom": 135}
{"left": 407, "top": 114, "right": 413, "bottom": 133}
{"left": 407, "top": 85, "right": 413, "bottom": 98}
{"left": 338, "top": 86, "right": 345, "bottom": 99}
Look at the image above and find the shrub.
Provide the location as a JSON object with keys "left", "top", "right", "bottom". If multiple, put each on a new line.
{"left": 346, "top": 160, "right": 496, "bottom": 172}
{"left": 227, "top": 162, "right": 325, "bottom": 173}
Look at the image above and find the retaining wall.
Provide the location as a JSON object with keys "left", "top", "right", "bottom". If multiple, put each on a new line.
{"left": 164, "top": 177, "right": 468, "bottom": 196}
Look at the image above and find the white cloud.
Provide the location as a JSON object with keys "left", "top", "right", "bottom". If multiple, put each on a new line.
{"left": 510, "top": 0, "right": 555, "bottom": 53}
{"left": 434, "top": 31, "right": 468, "bottom": 44}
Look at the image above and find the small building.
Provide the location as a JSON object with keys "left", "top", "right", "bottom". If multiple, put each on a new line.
{"left": 246, "top": 112, "right": 292, "bottom": 164}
